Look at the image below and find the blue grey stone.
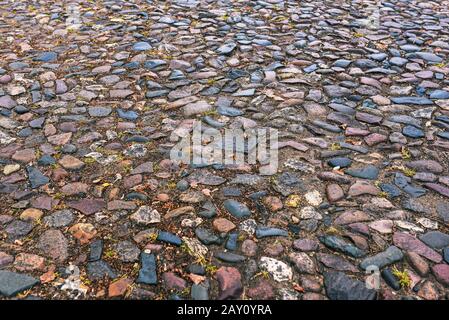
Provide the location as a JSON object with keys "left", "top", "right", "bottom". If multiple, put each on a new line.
{"left": 354, "top": 59, "right": 378, "bottom": 69}
{"left": 414, "top": 52, "right": 443, "bottom": 63}
{"left": 195, "top": 227, "right": 222, "bottom": 245}
{"left": 216, "top": 42, "right": 237, "bottom": 55}
{"left": 328, "top": 157, "right": 352, "bottom": 168}
{"left": 29, "top": 117, "right": 45, "bottom": 128}
{"left": 26, "top": 166, "right": 49, "bottom": 188}
{"left": 9, "top": 62, "right": 29, "bottom": 70}
{"left": 214, "top": 252, "right": 245, "bottom": 263}
{"left": 146, "top": 90, "right": 169, "bottom": 98}
{"left": 117, "top": 108, "right": 138, "bottom": 121}
{"left": 402, "top": 125, "right": 424, "bottom": 138}
{"left": 89, "top": 106, "right": 112, "bottom": 117}
{"left": 381, "top": 269, "right": 401, "bottom": 291}
{"left": 132, "top": 42, "right": 152, "bottom": 51}
{"left": 255, "top": 226, "right": 288, "bottom": 238}
{"left": 137, "top": 253, "right": 157, "bottom": 285}
{"left": 430, "top": 90, "right": 449, "bottom": 99}
{"left": 169, "top": 69, "right": 185, "bottom": 80}
{"left": 38, "top": 155, "right": 55, "bottom": 166}
{"left": 191, "top": 281, "right": 209, "bottom": 300}
{"left": 34, "top": 51, "right": 57, "bottom": 62}
{"left": 157, "top": 231, "right": 182, "bottom": 246}
{"left": 390, "top": 57, "right": 408, "bottom": 66}
{"left": 0, "top": 271, "right": 39, "bottom": 297}
{"left": 437, "top": 132, "right": 449, "bottom": 140}
{"left": 303, "top": 64, "right": 318, "bottom": 73}
{"left": 144, "top": 59, "right": 167, "bottom": 69}
{"left": 360, "top": 246, "right": 403, "bottom": 270}
{"left": 89, "top": 239, "right": 103, "bottom": 262}
{"left": 333, "top": 59, "right": 352, "bottom": 68}
{"left": 226, "top": 233, "right": 238, "bottom": 251}
{"left": 188, "top": 264, "right": 206, "bottom": 275}
{"left": 87, "top": 260, "right": 117, "bottom": 280}
{"left": 391, "top": 96, "right": 433, "bottom": 105}
{"left": 419, "top": 231, "right": 449, "bottom": 250}
{"left": 319, "top": 235, "right": 366, "bottom": 258}
{"left": 223, "top": 199, "right": 251, "bottom": 218}
{"left": 400, "top": 44, "right": 420, "bottom": 52}
{"left": 217, "top": 105, "right": 243, "bottom": 117}
{"left": 324, "top": 271, "right": 376, "bottom": 300}
{"left": 252, "top": 39, "right": 272, "bottom": 46}
{"left": 368, "top": 53, "right": 388, "bottom": 61}
{"left": 176, "top": 179, "right": 190, "bottom": 191}
{"left": 125, "top": 192, "right": 148, "bottom": 201}
{"left": 203, "top": 116, "right": 225, "bottom": 128}
{"left": 380, "top": 183, "right": 401, "bottom": 198}
{"left": 345, "top": 165, "right": 379, "bottom": 180}
{"left": 394, "top": 172, "right": 426, "bottom": 198}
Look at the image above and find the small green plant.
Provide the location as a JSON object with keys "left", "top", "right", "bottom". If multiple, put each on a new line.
{"left": 401, "top": 147, "right": 412, "bottom": 160}
{"left": 378, "top": 191, "right": 389, "bottom": 198}
{"left": 180, "top": 287, "right": 191, "bottom": 296}
{"left": 147, "top": 232, "right": 159, "bottom": 242}
{"left": 330, "top": 142, "right": 341, "bottom": 151}
{"left": 325, "top": 226, "right": 342, "bottom": 235}
{"left": 167, "top": 181, "right": 177, "bottom": 189}
{"left": 392, "top": 266, "right": 412, "bottom": 289}
{"left": 253, "top": 270, "right": 270, "bottom": 280}
{"left": 204, "top": 264, "right": 218, "bottom": 275}
{"left": 180, "top": 242, "right": 194, "bottom": 256}
{"left": 402, "top": 167, "right": 416, "bottom": 177}
{"left": 237, "top": 234, "right": 246, "bottom": 242}
{"left": 84, "top": 157, "right": 96, "bottom": 164}
{"left": 202, "top": 109, "right": 218, "bottom": 117}
{"left": 104, "top": 249, "right": 117, "bottom": 259}
{"left": 195, "top": 255, "right": 218, "bottom": 275}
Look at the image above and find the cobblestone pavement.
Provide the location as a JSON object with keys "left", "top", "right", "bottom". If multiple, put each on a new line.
{"left": 1, "top": 0, "right": 449, "bottom": 300}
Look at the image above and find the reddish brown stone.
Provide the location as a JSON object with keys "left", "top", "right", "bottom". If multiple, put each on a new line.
{"left": 61, "top": 182, "right": 89, "bottom": 196}
{"left": 67, "top": 199, "right": 106, "bottom": 215}
{"left": 19, "top": 208, "right": 43, "bottom": 221}
{"left": 215, "top": 267, "right": 242, "bottom": 299}
{"left": 12, "top": 148, "right": 36, "bottom": 163}
{"left": 241, "top": 239, "right": 258, "bottom": 257}
{"left": 247, "top": 279, "right": 274, "bottom": 300}
{"left": 109, "top": 278, "right": 132, "bottom": 297}
{"left": 406, "top": 251, "right": 429, "bottom": 276}
{"left": 13, "top": 253, "right": 45, "bottom": 271}
{"left": 59, "top": 155, "right": 85, "bottom": 170}
{"left": 334, "top": 210, "right": 370, "bottom": 225}
{"left": 162, "top": 272, "right": 187, "bottom": 290}
{"left": 263, "top": 196, "right": 283, "bottom": 212}
{"left": 432, "top": 264, "right": 449, "bottom": 286}
{"left": 30, "top": 196, "right": 54, "bottom": 210}
{"left": 48, "top": 132, "right": 72, "bottom": 145}
{"left": 264, "top": 243, "right": 284, "bottom": 256}
{"left": 393, "top": 232, "right": 442, "bottom": 263}
{"left": 123, "top": 174, "right": 142, "bottom": 189}
{"left": 69, "top": 223, "right": 97, "bottom": 244}
{"left": 326, "top": 184, "right": 344, "bottom": 202}
{"left": 212, "top": 218, "right": 236, "bottom": 233}
{"left": 52, "top": 167, "right": 69, "bottom": 181}
{"left": 417, "top": 280, "right": 441, "bottom": 300}
{"left": 37, "top": 229, "right": 68, "bottom": 262}
{"left": 364, "top": 133, "right": 387, "bottom": 146}
{"left": 107, "top": 200, "right": 136, "bottom": 211}
{"left": 0, "top": 251, "right": 14, "bottom": 268}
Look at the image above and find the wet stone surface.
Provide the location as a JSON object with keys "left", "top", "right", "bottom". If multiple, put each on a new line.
{"left": 0, "top": 0, "right": 448, "bottom": 300}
